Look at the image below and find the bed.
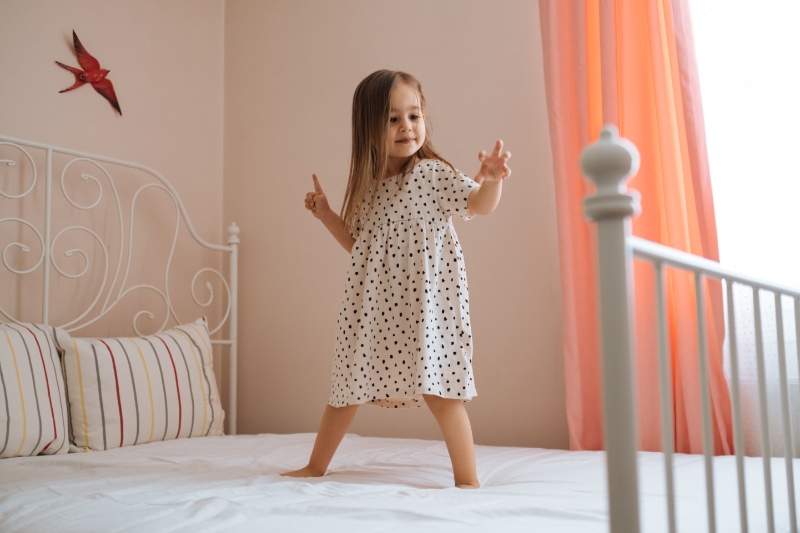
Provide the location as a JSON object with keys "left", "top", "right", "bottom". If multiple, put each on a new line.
{"left": 1, "top": 132, "right": 798, "bottom": 532}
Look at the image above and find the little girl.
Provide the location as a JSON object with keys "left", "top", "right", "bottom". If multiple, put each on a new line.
{"left": 284, "top": 70, "right": 510, "bottom": 488}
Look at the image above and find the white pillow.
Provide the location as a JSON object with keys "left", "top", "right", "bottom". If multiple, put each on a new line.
{"left": 0, "top": 322, "right": 69, "bottom": 458}
{"left": 56, "top": 317, "right": 225, "bottom": 452}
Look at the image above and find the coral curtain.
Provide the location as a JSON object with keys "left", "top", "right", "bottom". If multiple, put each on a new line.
{"left": 539, "top": 0, "right": 733, "bottom": 454}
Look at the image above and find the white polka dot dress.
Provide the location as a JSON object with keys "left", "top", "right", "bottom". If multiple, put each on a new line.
{"left": 329, "top": 159, "right": 480, "bottom": 408}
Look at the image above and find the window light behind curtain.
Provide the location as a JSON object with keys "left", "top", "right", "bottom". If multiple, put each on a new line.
{"left": 690, "top": 0, "right": 800, "bottom": 456}
{"left": 539, "top": 0, "right": 734, "bottom": 454}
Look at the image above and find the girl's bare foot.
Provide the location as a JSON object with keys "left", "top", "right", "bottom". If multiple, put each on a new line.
{"left": 455, "top": 482, "right": 480, "bottom": 489}
{"left": 280, "top": 465, "right": 325, "bottom": 478}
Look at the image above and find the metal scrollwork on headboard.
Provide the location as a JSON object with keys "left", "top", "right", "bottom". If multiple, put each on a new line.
{"left": 0, "top": 141, "right": 37, "bottom": 199}
{"left": 1, "top": 141, "right": 44, "bottom": 322}
{"left": 0, "top": 135, "right": 238, "bottom": 339}
{"left": 0, "top": 134, "right": 239, "bottom": 433}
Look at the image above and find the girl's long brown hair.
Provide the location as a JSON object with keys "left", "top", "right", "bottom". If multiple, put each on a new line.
{"left": 340, "top": 70, "right": 456, "bottom": 234}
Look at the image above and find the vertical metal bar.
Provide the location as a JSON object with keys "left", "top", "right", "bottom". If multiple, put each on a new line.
{"left": 794, "top": 296, "right": 800, "bottom": 533}
{"left": 42, "top": 148, "right": 52, "bottom": 324}
{"left": 596, "top": 220, "right": 640, "bottom": 533}
{"left": 726, "top": 281, "right": 749, "bottom": 533}
{"left": 227, "top": 222, "right": 239, "bottom": 436}
{"left": 695, "top": 272, "right": 716, "bottom": 533}
{"left": 753, "top": 287, "right": 776, "bottom": 533}
{"left": 655, "top": 263, "right": 677, "bottom": 533}
{"left": 796, "top": 297, "right": 800, "bottom": 457}
{"left": 581, "top": 126, "right": 641, "bottom": 533}
{"left": 775, "top": 294, "right": 798, "bottom": 533}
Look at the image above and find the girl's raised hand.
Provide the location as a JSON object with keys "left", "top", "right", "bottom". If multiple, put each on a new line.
{"left": 475, "top": 140, "right": 512, "bottom": 184}
{"left": 305, "top": 174, "right": 333, "bottom": 220}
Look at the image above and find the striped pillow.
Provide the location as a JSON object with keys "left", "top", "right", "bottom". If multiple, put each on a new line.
{"left": 56, "top": 317, "right": 225, "bottom": 452}
{"left": 0, "top": 322, "right": 69, "bottom": 458}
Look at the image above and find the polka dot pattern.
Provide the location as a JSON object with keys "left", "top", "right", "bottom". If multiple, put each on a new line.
{"left": 329, "top": 159, "right": 480, "bottom": 408}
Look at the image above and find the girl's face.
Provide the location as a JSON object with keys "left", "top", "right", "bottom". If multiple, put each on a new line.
{"left": 385, "top": 82, "right": 426, "bottom": 176}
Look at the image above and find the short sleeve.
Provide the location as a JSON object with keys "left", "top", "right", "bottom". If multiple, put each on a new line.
{"left": 433, "top": 161, "right": 480, "bottom": 220}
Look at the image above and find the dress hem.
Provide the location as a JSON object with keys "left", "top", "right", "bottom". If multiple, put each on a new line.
{"left": 327, "top": 393, "right": 477, "bottom": 409}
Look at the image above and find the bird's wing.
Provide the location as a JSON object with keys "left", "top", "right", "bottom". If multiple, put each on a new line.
{"left": 92, "top": 79, "right": 122, "bottom": 115}
{"left": 72, "top": 30, "right": 101, "bottom": 72}
{"left": 55, "top": 61, "right": 83, "bottom": 75}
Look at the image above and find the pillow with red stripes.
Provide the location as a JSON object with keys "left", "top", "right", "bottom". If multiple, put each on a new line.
{"left": 56, "top": 317, "right": 225, "bottom": 452}
{"left": 0, "top": 322, "right": 69, "bottom": 458}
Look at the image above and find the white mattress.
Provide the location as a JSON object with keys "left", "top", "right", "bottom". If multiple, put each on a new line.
{"left": 0, "top": 433, "right": 795, "bottom": 532}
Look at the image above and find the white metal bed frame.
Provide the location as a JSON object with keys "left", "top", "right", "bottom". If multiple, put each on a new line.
{"left": 0, "top": 135, "right": 239, "bottom": 434}
{"left": 583, "top": 125, "right": 799, "bottom": 533}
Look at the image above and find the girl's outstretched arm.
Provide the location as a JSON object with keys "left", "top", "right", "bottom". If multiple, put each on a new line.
{"left": 467, "top": 140, "right": 512, "bottom": 216}
{"left": 305, "top": 174, "right": 356, "bottom": 253}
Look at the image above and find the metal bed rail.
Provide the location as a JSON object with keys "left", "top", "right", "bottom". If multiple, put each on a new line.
{"left": 582, "top": 125, "right": 799, "bottom": 533}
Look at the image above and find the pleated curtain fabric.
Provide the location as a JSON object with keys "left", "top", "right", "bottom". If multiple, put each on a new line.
{"left": 539, "top": 0, "right": 733, "bottom": 454}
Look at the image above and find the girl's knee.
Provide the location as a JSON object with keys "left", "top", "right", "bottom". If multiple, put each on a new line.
{"left": 422, "top": 394, "right": 463, "bottom": 412}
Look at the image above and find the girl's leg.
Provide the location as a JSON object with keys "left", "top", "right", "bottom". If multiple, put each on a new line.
{"left": 281, "top": 403, "right": 360, "bottom": 477}
{"left": 422, "top": 395, "right": 480, "bottom": 488}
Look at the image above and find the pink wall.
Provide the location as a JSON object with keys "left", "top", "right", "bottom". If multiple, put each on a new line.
{"left": 0, "top": 0, "right": 228, "bottom": 411}
{"left": 0, "top": 0, "right": 225, "bottom": 247}
{"left": 224, "top": 0, "right": 567, "bottom": 448}
{"left": 1, "top": 0, "right": 568, "bottom": 449}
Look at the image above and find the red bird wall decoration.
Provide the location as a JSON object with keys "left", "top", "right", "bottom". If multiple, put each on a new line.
{"left": 56, "top": 30, "right": 122, "bottom": 115}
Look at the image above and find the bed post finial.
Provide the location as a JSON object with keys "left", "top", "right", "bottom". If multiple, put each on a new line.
{"left": 227, "top": 222, "right": 240, "bottom": 245}
{"left": 581, "top": 124, "right": 641, "bottom": 221}
{"left": 581, "top": 124, "right": 642, "bottom": 533}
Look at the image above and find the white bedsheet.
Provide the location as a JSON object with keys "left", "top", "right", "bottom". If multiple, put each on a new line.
{"left": 0, "top": 433, "right": 795, "bottom": 532}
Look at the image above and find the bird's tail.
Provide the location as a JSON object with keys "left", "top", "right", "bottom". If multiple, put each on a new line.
{"left": 55, "top": 61, "right": 86, "bottom": 92}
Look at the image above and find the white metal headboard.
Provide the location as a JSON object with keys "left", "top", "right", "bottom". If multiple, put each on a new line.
{"left": 0, "top": 134, "right": 239, "bottom": 434}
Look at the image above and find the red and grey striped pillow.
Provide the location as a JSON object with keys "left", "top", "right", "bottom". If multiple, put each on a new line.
{"left": 0, "top": 322, "right": 70, "bottom": 458}
{"left": 56, "top": 317, "right": 225, "bottom": 452}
